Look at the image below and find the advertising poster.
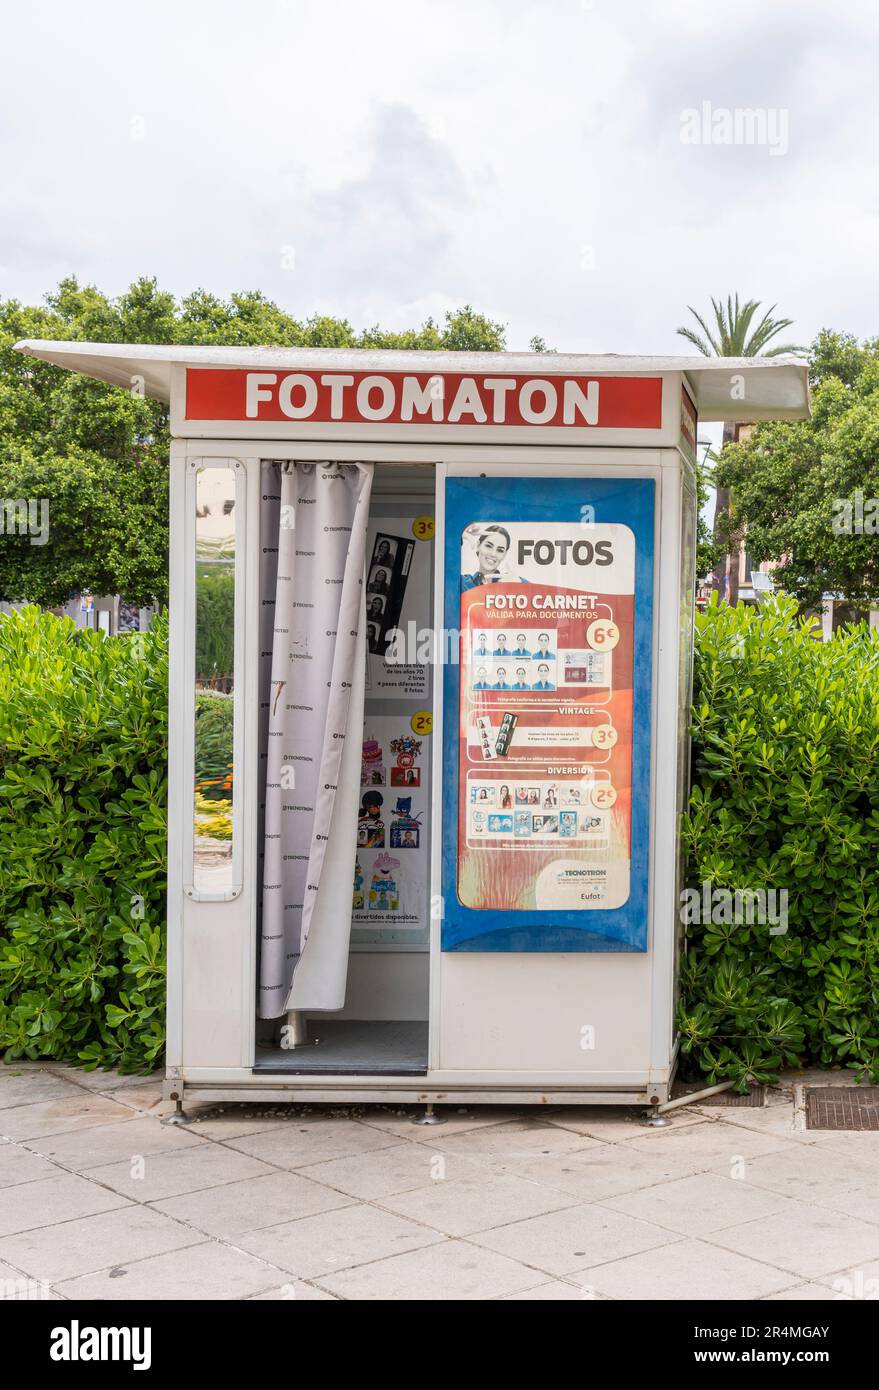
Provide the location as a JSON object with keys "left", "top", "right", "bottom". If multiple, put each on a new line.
{"left": 442, "top": 476, "right": 654, "bottom": 952}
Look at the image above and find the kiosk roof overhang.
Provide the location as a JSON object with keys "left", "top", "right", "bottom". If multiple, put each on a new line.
{"left": 13, "top": 340, "right": 810, "bottom": 423}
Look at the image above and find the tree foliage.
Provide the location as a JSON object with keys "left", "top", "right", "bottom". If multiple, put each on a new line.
{"left": 676, "top": 293, "right": 804, "bottom": 358}
{"left": 718, "top": 331, "right": 879, "bottom": 609}
{"left": 0, "top": 278, "right": 508, "bottom": 606}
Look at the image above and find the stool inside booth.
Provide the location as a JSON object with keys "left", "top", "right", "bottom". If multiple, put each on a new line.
{"left": 11, "top": 339, "right": 811, "bottom": 1109}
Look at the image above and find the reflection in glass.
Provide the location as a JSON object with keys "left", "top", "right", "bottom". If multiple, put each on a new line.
{"left": 193, "top": 464, "right": 236, "bottom": 893}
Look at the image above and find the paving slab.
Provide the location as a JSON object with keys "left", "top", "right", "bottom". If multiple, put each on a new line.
{"left": 379, "top": 1170, "right": 578, "bottom": 1236}
{"left": 815, "top": 1256, "right": 879, "bottom": 1300}
{"left": 314, "top": 1237, "right": 542, "bottom": 1301}
{"left": 80, "top": 1143, "right": 278, "bottom": 1202}
{"left": 238, "top": 1202, "right": 443, "bottom": 1279}
{"left": 359, "top": 1106, "right": 531, "bottom": 1140}
{"left": 478, "top": 1137, "right": 709, "bottom": 1200}
{"left": 40, "top": 1064, "right": 164, "bottom": 1094}
{"left": 23, "top": 1117, "right": 204, "bottom": 1171}
{"left": 225, "top": 1117, "right": 401, "bottom": 1169}
{"left": 0, "top": 1093, "right": 130, "bottom": 1141}
{"left": 627, "top": 1117, "right": 793, "bottom": 1168}
{"left": 708, "top": 1202, "right": 879, "bottom": 1280}
{"left": 56, "top": 1239, "right": 283, "bottom": 1300}
{"left": 248, "top": 1281, "right": 339, "bottom": 1300}
{"left": 0, "top": 1145, "right": 60, "bottom": 1188}
{"left": 546, "top": 1105, "right": 707, "bottom": 1142}
{"left": 414, "top": 1119, "right": 602, "bottom": 1165}
{"left": 295, "top": 1142, "right": 484, "bottom": 1201}
{"left": 574, "top": 1236, "right": 793, "bottom": 1300}
{"left": 0, "top": 1069, "right": 87, "bottom": 1110}
{"left": 764, "top": 1281, "right": 853, "bottom": 1300}
{"left": 718, "top": 1144, "right": 878, "bottom": 1212}
{"left": 0, "top": 1171, "right": 130, "bottom": 1237}
{"left": 468, "top": 1201, "right": 679, "bottom": 1276}
{"left": 0, "top": 1204, "right": 200, "bottom": 1283}
{"left": 601, "top": 1171, "right": 796, "bottom": 1237}
{"left": 503, "top": 1279, "right": 601, "bottom": 1300}
{"left": 153, "top": 1170, "right": 352, "bottom": 1237}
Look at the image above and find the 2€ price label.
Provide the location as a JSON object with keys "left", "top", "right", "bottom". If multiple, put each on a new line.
{"left": 412, "top": 516, "right": 435, "bottom": 542}
{"left": 591, "top": 784, "right": 617, "bottom": 809}
{"left": 411, "top": 710, "right": 433, "bottom": 736}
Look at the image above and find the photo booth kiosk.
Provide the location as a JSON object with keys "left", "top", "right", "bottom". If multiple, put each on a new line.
{"left": 15, "top": 340, "right": 810, "bottom": 1110}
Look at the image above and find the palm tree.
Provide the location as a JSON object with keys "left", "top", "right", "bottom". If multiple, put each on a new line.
{"left": 677, "top": 296, "right": 804, "bottom": 603}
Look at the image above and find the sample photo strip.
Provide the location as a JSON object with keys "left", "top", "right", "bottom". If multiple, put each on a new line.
{"left": 366, "top": 532, "right": 414, "bottom": 654}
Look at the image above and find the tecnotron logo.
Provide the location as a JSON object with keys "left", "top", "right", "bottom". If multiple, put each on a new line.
{"left": 50, "top": 1321, "right": 152, "bottom": 1371}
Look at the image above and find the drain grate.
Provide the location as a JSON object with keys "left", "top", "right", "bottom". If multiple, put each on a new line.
{"left": 671, "top": 1082, "right": 764, "bottom": 1107}
{"left": 805, "top": 1086, "right": 879, "bottom": 1131}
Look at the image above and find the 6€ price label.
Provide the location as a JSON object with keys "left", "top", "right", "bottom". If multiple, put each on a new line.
{"left": 586, "top": 619, "right": 620, "bottom": 651}
{"left": 411, "top": 710, "right": 433, "bottom": 736}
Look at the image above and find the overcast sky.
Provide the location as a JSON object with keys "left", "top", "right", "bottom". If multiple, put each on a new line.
{"left": 2, "top": 0, "right": 877, "bottom": 357}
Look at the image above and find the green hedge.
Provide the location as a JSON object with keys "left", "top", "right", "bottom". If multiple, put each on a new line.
{"left": 0, "top": 607, "right": 167, "bottom": 1071}
{"left": 679, "top": 595, "right": 879, "bottom": 1088}
{"left": 6, "top": 591, "right": 879, "bottom": 1085}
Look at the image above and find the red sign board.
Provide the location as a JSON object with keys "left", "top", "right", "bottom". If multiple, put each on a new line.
{"left": 184, "top": 369, "right": 663, "bottom": 430}
{"left": 680, "top": 384, "right": 698, "bottom": 457}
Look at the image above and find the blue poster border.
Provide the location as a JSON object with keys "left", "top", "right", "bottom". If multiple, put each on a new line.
{"left": 441, "top": 475, "right": 654, "bottom": 952}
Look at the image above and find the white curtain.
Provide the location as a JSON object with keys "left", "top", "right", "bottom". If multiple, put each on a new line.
{"left": 258, "top": 460, "right": 373, "bottom": 1019}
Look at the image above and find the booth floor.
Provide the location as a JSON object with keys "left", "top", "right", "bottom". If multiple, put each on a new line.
{"left": 254, "top": 1020, "right": 429, "bottom": 1075}
{"left": 2, "top": 1062, "right": 878, "bottom": 1302}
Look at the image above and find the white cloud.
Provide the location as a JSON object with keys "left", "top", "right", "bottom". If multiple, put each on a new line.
{"left": 1, "top": 0, "right": 876, "bottom": 352}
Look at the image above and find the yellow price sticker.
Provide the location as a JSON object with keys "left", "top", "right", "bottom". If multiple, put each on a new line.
{"left": 412, "top": 516, "right": 435, "bottom": 542}
{"left": 411, "top": 710, "right": 433, "bottom": 736}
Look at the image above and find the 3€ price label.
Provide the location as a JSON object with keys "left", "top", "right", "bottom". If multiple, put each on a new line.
{"left": 412, "top": 516, "right": 435, "bottom": 542}
{"left": 592, "top": 723, "right": 618, "bottom": 749}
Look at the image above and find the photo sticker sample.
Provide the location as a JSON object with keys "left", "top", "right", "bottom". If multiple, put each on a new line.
{"left": 366, "top": 532, "right": 415, "bottom": 654}
{"left": 494, "top": 712, "right": 518, "bottom": 756}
